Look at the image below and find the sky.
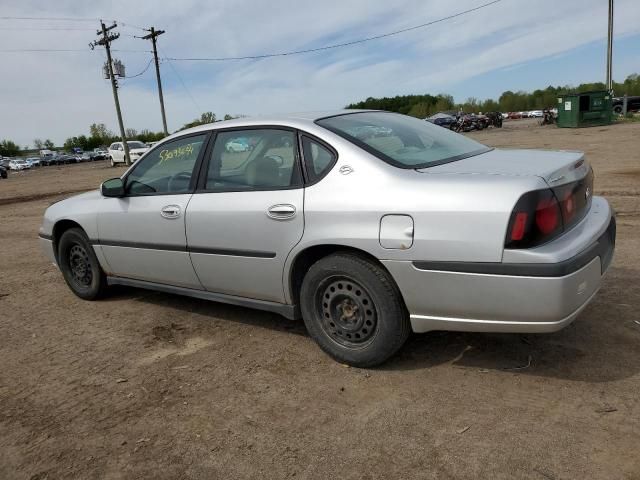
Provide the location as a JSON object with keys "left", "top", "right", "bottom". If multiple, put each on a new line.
{"left": 1, "top": 0, "right": 639, "bottom": 148}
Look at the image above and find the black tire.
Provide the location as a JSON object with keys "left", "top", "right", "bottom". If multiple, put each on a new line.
{"left": 613, "top": 105, "right": 623, "bottom": 115}
{"left": 300, "top": 253, "right": 410, "bottom": 367}
{"left": 58, "top": 228, "right": 107, "bottom": 300}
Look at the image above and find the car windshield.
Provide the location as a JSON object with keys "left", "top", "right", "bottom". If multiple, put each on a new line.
{"left": 316, "top": 112, "right": 491, "bottom": 169}
{"left": 127, "top": 141, "right": 146, "bottom": 149}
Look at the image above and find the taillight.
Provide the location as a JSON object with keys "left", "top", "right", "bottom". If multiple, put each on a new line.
{"left": 506, "top": 169, "right": 593, "bottom": 249}
{"left": 505, "top": 189, "right": 563, "bottom": 248}
{"left": 535, "top": 196, "right": 560, "bottom": 234}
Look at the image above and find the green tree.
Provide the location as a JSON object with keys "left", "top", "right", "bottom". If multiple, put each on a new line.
{"left": 407, "top": 102, "right": 431, "bottom": 118}
{"left": 43, "top": 139, "right": 54, "bottom": 149}
{"left": 33, "top": 138, "right": 44, "bottom": 149}
{"left": 179, "top": 111, "right": 218, "bottom": 131}
{"left": 0, "top": 140, "right": 20, "bottom": 157}
{"left": 89, "top": 123, "right": 111, "bottom": 140}
{"left": 200, "top": 112, "right": 216, "bottom": 124}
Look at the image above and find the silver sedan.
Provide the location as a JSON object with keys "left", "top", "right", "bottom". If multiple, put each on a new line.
{"left": 39, "top": 110, "right": 616, "bottom": 366}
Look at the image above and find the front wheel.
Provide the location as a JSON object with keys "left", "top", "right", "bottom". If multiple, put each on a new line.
{"left": 109, "top": 157, "right": 115, "bottom": 167}
{"left": 300, "top": 253, "right": 410, "bottom": 367}
{"left": 58, "top": 228, "right": 107, "bottom": 300}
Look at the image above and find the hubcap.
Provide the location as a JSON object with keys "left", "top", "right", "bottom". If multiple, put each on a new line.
{"left": 317, "top": 277, "right": 377, "bottom": 347}
{"left": 68, "top": 244, "right": 92, "bottom": 288}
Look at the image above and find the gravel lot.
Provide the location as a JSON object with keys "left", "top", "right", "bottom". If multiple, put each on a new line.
{"left": 1, "top": 120, "right": 639, "bottom": 479}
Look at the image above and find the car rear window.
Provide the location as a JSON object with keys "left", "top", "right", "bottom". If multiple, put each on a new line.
{"left": 316, "top": 111, "right": 491, "bottom": 169}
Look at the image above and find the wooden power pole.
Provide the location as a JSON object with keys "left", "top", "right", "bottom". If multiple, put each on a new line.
{"left": 606, "top": 0, "right": 614, "bottom": 93}
{"left": 92, "top": 21, "right": 131, "bottom": 166}
{"left": 141, "top": 27, "right": 169, "bottom": 136}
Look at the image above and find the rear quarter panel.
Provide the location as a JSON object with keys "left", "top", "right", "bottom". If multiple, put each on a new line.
{"left": 284, "top": 138, "right": 546, "bottom": 303}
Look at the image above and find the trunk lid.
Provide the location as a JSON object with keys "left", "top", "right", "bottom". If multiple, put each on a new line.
{"left": 417, "top": 148, "right": 589, "bottom": 187}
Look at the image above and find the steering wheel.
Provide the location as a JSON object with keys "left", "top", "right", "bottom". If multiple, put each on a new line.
{"left": 167, "top": 171, "right": 192, "bottom": 192}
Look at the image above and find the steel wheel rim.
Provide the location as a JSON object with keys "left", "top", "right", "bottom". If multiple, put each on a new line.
{"left": 316, "top": 276, "right": 378, "bottom": 348}
{"left": 68, "top": 244, "right": 93, "bottom": 288}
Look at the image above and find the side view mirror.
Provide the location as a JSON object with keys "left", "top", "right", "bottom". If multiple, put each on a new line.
{"left": 101, "top": 177, "right": 125, "bottom": 197}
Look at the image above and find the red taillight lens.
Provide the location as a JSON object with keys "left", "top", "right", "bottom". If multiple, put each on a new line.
{"left": 511, "top": 212, "right": 528, "bottom": 241}
{"left": 535, "top": 197, "right": 560, "bottom": 234}
{"left": 506, "top": 189, "right": 563, "bottom": 248}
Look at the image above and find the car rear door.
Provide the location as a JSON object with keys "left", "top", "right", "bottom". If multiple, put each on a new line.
{"left": 96, "top": 133, "right": 209, "bottom": 288}
{"left": 185, "top": 128, "right": 304, "bottom": 303}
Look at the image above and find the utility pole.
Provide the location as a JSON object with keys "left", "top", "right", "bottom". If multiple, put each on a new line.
{"left": 140, "top": 27, "right": 168, "bottom": 136}
{"left": 92, "top": 21, "right": 131, "bottom": 166}
{"left": 606, "top": 0, "right": 614, "bottom": 93}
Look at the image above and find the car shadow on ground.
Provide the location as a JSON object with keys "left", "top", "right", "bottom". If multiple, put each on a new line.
{"left": 105, "top": 266, "right": 640, "bottom": 383}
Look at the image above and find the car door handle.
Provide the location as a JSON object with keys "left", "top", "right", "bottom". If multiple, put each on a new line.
{"left": 267, "top": 204, "right": 296, "bottom": 220}
{"left": 160, "top": 205, "right": 181, "bottom": 219}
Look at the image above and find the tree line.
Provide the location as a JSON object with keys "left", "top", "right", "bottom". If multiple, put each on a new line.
{"left": 0, "top": 111, "right": 241, "bottom": 157}
{"left": 2, "top": 74, "right": 638, "bottom": 156}
{"left": 347, "top": 73, "right": 640, "bottom": 118}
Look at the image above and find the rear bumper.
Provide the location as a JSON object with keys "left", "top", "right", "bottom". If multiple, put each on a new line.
{"left": 383, "top": 212, "right": 616, "bottom": 334}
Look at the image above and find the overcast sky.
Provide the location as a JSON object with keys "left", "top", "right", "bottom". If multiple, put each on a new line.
{"left": 1, "top": 0, "right": 639, "bottom": 147}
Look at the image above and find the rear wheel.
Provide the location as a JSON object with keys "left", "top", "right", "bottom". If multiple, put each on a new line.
{"left": 300, "top": 253, "right": 410, "bottom": 367}
{"left": 58, "top": 228, "right": 107, "bottom": 300}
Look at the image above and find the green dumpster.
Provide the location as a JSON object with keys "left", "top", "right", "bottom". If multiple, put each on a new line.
{"left": 556, "top": 90, "right": 612, "bottom": 128}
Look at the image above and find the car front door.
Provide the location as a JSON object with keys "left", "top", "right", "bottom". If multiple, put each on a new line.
{"left": 186, "top": 128, "right": 304, "bottom": 303}
{"left": 97, "top": 133, "right": 209, "bottom": 288}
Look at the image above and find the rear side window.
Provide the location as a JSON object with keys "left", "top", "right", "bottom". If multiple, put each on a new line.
{"left": 301, "top": 136, "right": 336, "bottom": 183}
{"left": 205, "top": 129, "right": 301, "bottom": 191}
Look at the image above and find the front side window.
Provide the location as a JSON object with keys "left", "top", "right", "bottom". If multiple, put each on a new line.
{"left": 316, "top": 112, "right": 491, "bottom": 169}
{"left": 125, "top": 134, "right": 206, "bottom": 195}
{"left": 205, "top": 129, "right": 300, "bottom": 191}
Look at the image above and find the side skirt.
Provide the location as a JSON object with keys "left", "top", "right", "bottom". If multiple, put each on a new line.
{"left": 107, "top": 276, "right": 300, "bottom": 320}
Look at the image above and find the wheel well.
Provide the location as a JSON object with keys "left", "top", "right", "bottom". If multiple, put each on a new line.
{"left": 51, "top": 220, "right": 83, "bottom": 262}
{"left": 288, "top": 245, "right": 402, "bottom": 307}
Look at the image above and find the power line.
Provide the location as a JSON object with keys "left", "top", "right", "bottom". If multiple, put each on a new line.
{"left": 0, "top": 16, "right": 99, "bottom": 22}
{"left": 124, "top": 57, "right": 154, "bottom": 78}
{"left": 0, "top": 48, "right": 150, "bottom": 53}
{"left": 166, "top": 0, "right": 502, "bottom": 62}
{"left": 161, "top": 48, "right": 201, "bottom": 113}
{"left": 0, "top": 26, "right": 97, "bottom": 31}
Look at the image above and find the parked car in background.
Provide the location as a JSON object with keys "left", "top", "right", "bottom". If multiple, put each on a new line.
{"left": 26, "top": 157, "right": 41, "bottom": 168}
{"left": 528, "top": 110, "right": 544, "bottom": 118}
{"left": 57, "top": 153, "right": 77, "bottom": 164}
{"left": 92, "top": 148, "right": 108, "bottom": 161}
{"left": 224, "top": 138, "right": 251, "bottom": 152}
{"left": 612, "top": 95, "right": 640, "bottom": 114}
{"left": 9, "top": 159, "right": 29, "bottom": 170}
{"left": 0, "top": 165, "right": 7, "bottom": 179}
{"left": 40, "top": 153, "right": 55, "bottom": 166}
{"left": 426, "top": 113, "right": 456, "bottom": 129}
{"left": 107, "top": 141, "right": 149, "bottom": 166}
{"left": 40, "top": 110, "right": 615, "bottom": 367}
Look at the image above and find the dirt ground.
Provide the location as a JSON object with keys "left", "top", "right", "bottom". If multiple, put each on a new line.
{"left": 1, "top": 120, "right": 639, "bottom": 480}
